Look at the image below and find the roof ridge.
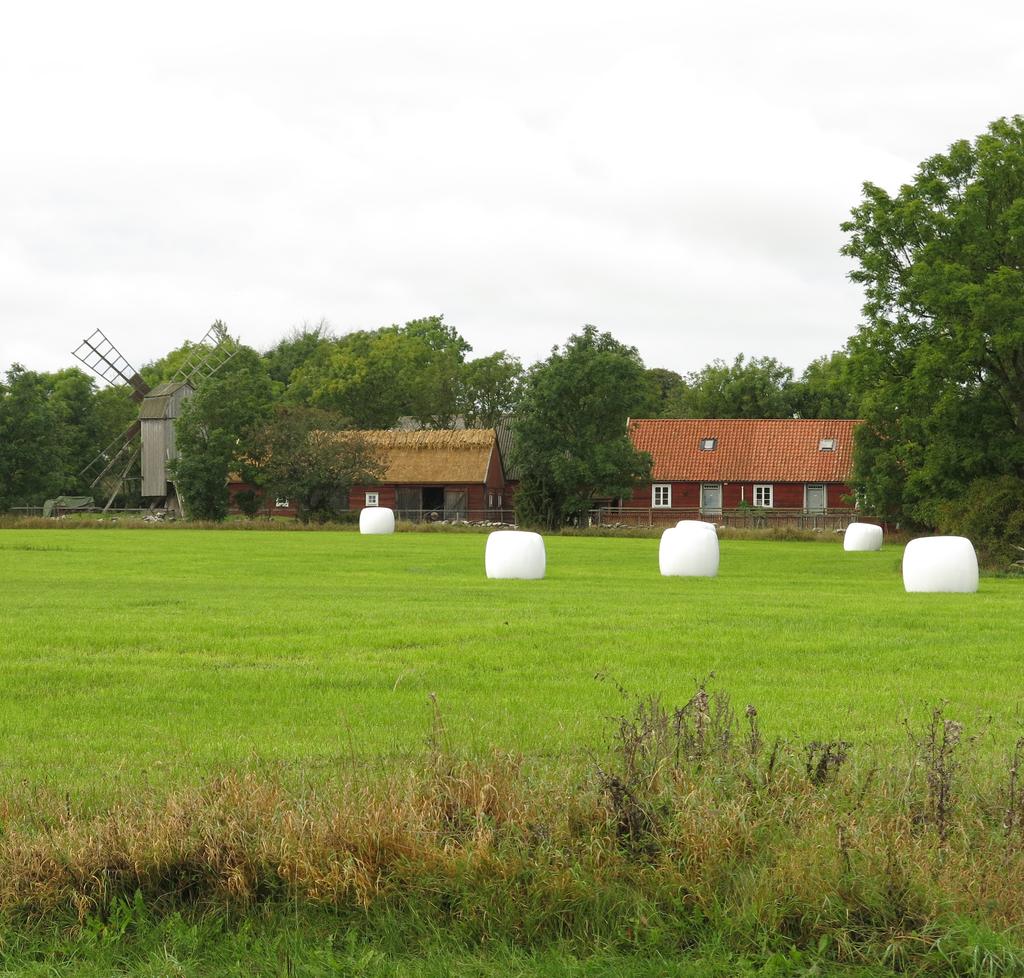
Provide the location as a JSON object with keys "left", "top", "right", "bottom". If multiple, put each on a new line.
{"left": 630, "top": 417, "right": 862, "bottom": 423}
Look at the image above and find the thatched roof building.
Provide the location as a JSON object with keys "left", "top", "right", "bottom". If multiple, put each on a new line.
{"left": 346, "top": 428, "right": 508, "bottom": 520}
{"left": 228, "top": 427, "right": 512, "bottom": 521}
{"left": 345, "top": 429, "right": 497, "bottom": 484}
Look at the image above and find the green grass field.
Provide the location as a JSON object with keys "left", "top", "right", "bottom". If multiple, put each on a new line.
{"left": 1, "top": 527, "right": 1020, "bottom": 795}
{"left": 2, "top": 525, "right": 1024, "bottom": 976}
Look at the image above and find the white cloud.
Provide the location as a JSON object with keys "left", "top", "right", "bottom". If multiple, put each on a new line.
{"left": 1, "top": 0, "right": 1021, "bottom": 380}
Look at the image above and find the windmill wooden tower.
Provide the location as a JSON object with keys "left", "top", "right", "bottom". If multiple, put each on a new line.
{"left": 72, "top": 322, "right": 238, "bottom": 512}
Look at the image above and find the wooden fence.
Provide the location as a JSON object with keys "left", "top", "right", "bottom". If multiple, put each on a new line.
{"left": 394, "top": 507, "right": 516, "bottom": 525}
{"left": 592, "top": 506, "right": 859, "bottom": 531}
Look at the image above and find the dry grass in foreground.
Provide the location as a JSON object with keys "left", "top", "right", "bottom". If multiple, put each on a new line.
{"left": 1, "top": 685, "right": 1023, "bottom": 974}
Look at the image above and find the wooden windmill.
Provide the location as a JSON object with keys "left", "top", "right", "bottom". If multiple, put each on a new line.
{"left": 72, "top": 322, "right": 238, "bottom": 512}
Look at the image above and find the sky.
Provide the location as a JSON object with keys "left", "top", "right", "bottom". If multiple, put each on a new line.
{"left": 2, "top": 1, "right": 1022, "bottom": 382}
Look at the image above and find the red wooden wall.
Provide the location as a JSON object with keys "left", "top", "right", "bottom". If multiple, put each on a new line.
{"left": 347, "top": 483, "right": 491, "bottom": 512}
{"left": 624, "top": 481, "right": 855, "bottom": 509}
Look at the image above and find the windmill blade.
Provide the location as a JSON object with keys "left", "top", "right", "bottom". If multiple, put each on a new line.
{"left": 172, "top": 321, "right": 239, "bottom": 386}
{"left": 78, "top": 421, "right": 141, "bottom": 490}
{"left": 101, "top": 443, "right": 141, "bottom": 513}
{"left": 72, "top": 330, "right": 150, "bottom": 402}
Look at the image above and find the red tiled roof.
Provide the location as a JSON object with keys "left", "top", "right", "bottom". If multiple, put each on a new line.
{"left": 628, "top": 418, "right": 860, "bottom": 482}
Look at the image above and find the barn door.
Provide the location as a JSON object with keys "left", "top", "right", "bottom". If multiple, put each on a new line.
{"left": 444, "top": 489, "right": 468, "bottom": 521}
{"left": 396, "top": 487, "right": 421, "bottom": 521}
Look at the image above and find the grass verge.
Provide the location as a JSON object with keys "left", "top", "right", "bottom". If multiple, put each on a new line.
{"left": 1, "top": 685, "right": 1023, "bottom": 975}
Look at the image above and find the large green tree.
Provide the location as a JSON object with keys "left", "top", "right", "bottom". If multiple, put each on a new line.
{"left": 288, "top": 315, "right": 469, "bottom": 428}
{"left": 635, "top": 368, "right": 686, "bottom": 417}
{"left": 0, "top": 365, "right": 63, "bottom": 509}
{"left": 789, "top": 351, "right": 861, "bottom": 420}
{"left": 262, "top": 320, "right": 334, "bottom": 391}
{"left": 460, "top": 351, "right": 524, "bottom": 428}
{"left": 141, "top": 342, "right": 205, "bottom": 388}
{"left": 47, "top": 368, "right": 136, "bottom": 494}
{"left": 512, "top": 327, "right": 652, "bottom": 528}
{"left": 666, "top": 354, "right": 796, "bottom": 419}
{"left": 842, "top": 115, "right": 1024, "bottom": 523}
{"left": 172, "top": 341, "right": 274, "bottom": 520}
{"left": 0, "top": 362, "right": 141, "bottom": 508}
{"left": 247, "top": 406, "right": 385, "bottom": 523}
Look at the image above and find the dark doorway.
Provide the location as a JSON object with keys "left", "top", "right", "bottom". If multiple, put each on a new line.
{"left": 422, "top": 486, "right": 444, "bottom": 519}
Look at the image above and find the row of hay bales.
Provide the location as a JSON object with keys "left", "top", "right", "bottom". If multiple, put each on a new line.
{"left": 359, "top": 508, "right": 980, "bottom": 593}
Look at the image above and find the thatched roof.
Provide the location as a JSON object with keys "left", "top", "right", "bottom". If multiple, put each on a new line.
{"left": 342, "top": 428, "right": 497, "bottom": 483}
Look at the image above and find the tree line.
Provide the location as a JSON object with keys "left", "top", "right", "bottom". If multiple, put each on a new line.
{"left": 0, "top": 315, "right": 857, "bottom": 516}
{"left": 2, "top": 117, "right": 1022, "bottom": 560}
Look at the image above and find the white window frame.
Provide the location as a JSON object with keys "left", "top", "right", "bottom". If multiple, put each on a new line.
{"left": 652, "top": 483, "right": 672, "bottom": 508}
{"left": 700, "top": 437, "right": 717, "bottom": 451}
{"left": 753, "top": 484, "right": 773, "bottom": 508}
{"left": 364, "top": 491, "right": 379, "bottom": 507}
{"left": 819, "top": 437, "right": 836, "bottom": 452}
{"left": 274, "top": 497, "right": 289, "bottom": 509}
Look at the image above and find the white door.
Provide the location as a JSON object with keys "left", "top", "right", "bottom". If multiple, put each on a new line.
{"left": 805, "top": 484, "right": 826, "bottom": 513}
{"left": 701, "top": 483, "right": 722, "bottom": 514}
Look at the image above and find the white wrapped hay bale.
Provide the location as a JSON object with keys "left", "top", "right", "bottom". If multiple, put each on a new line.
{"left": 902, "top": 536, "right": 978, "bottom": 593}
{"left": 676, "top": 519, "right": 718, "bottom": 534}
{"left": 844, "top": 522, "right": 883, "bottom": 552}
{"left": 485, "top": 530, "right": 546, "bottom": 580}
{"left": 659, "top": 524, "right": 720, "bottom": 578}
{"left": 359, "top": 506, "right": 395, "bottom": 535}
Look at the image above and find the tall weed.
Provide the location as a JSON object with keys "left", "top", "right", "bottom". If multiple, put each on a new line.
{"left": 0, "top": 685, "right": 1022, "bottom": 971}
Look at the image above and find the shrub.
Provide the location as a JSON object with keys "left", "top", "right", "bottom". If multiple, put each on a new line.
{"left": 233, "top": 489, "right": 262, "bottom": 519}
{"left": 938, "top": 476, "right": 1024, "bottom": 569}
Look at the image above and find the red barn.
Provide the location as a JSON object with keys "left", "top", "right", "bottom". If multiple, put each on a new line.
{"left": 606, "top": 418, "right": 861, "bottom": 527}
{"left": 348, "top": 428, "right": 509, "bottom": 521}
{"left": 228, "top": 428, "right": 510, "bottom": 522}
